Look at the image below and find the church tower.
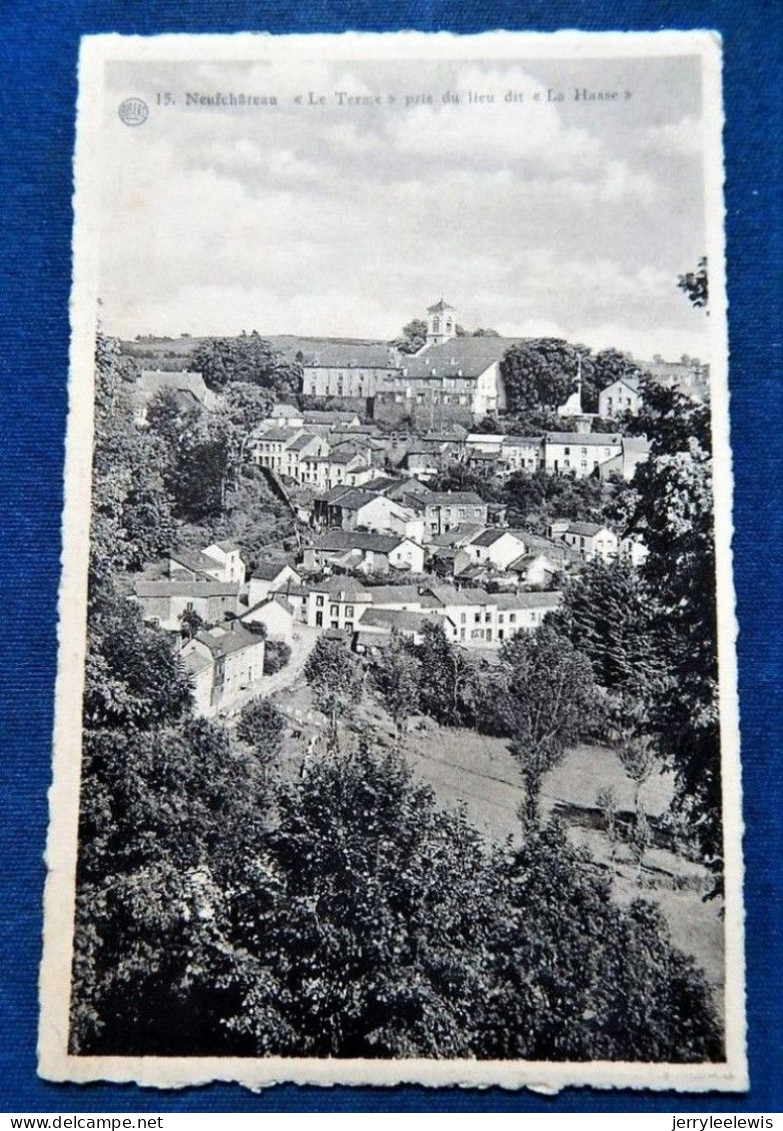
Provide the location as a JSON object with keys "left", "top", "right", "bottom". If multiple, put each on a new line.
{"left": 426, "top": 298, "right": 457, "bottom": 347}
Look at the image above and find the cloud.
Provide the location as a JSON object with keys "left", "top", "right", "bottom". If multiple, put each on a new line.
{"left": 97, "top": 54, "right": 708, "bottom": 363}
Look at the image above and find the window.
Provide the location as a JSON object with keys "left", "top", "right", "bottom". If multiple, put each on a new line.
{"left": 564, "top": 446, "right": 571, "bottom": 455}
{"left": 345, "top": 605, "right": 354, "bottom": 617}
{"left": 498, "top": 613, "right": 504, "bottom": 623}
{"left": 474, "top": 613, "right": 481, "bottom": 624}
{"left": 509, "top": 613, "right": 516, "bottom": 623}
{"left": 316, "top": 596, "right": 324, "bottom": 606}
{"left": 330, "top": 604, "right": 339, "bottom": 617}
{"left": 460, "top": 612, "right": 466, "bottom": 624}
{"left": 330, "top": 620, "right": 339, "bottom": 629}
{"left": 432, "top": 317, "right": 440, "bottom": 333}
{"left": 485, "top": 613, "right": 492, "bottom": 623}
{"left": 345, "top": 622, "right": 354, "bottom": 633}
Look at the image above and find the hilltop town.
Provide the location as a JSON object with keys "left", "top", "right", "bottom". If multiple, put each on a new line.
{"left": 122, "top": 299, "right": 708, "bottom": 719}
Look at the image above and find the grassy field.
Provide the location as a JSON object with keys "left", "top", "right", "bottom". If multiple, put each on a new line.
{"left": 265, "top": 680, "right": 724, "bottom": 1002}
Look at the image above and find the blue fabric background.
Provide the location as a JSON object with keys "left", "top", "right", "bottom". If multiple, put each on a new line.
{"left": 1, "top": 0, "right": 780, "bottom": 1113}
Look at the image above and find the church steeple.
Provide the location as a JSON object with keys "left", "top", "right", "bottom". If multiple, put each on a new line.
{"left": 425, "top": 298, "right": 457, "bottom": 347}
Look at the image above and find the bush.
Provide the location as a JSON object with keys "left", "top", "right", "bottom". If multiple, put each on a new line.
{"left": 263, "top": 639, "right": 291, "bottom": 675}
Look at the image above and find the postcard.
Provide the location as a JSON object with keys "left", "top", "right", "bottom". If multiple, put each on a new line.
{"left": 38, "top": 30, "right": 745, "bottom": 1092}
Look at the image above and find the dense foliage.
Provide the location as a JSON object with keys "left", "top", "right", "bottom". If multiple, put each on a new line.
{"left": 71, "top": 736, "right": 722, "bottom": 1061}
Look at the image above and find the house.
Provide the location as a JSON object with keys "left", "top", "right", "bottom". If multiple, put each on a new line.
{"left": 314, "top": 488, "right": 412, "bottom": 536}
{"left": 301, "top": 343, "right": 401, "bottom": 399}
{"left": 301, "top": 409, "right": 362, "bottom": 432}
{"left": 423, "top": 492, "right": 488, "bottom": 535}
{"left": 305, "top": 577, "right": 372, "bottom": 631}
{"left": 169, "top": 542, "right": 246, "bottom": 585}
{"left": 251, "top": 426, "right": 303, "bottom": 472}
{"left": 374, "top": 316, "right": 519, "bottom": 425}
{"left": 353, "top": 607, "right": 453, "bottom": 651}
{"left": 364, "top": 583, "right": 562, "bottom": 648}
{"left": 499, "top": 435, "right": 545, "bottom": 473}
{"left": 269, "top": 402, "right": 305, "bottom": 428}
{"left": 240, "top": 592, "right": 297, "bottom": 642}
{"left": 492, "top": 591, "right": 562, "bottom": 642}
{"left": 507, "top": 551, "right": 559, "bottom": 589}
{"left": 597, "top": 435, "right": 651, "bottom": 482}
{"left": 598, "top": 375, "right": 642, "bottom": 418}
{"left": 134, "top": 579, "right": 240, "bottom": 632}
{"left": 200, "top": 541, "right": 247, "bottom": 584}
{"left": 247, "top": 561, "right": 302, "bottom": 607}
{"left": 303, "top": 531, "right": 425, "bottom": 576}
{"left": 133, "top": 369, "right": 217, "bottom": 425}
{"left": 543, "top": 432, "right": 623, "bottom": 478}
{"left": 181, "top": 622, "right": 266, "bottom": 717}
{"left": 279, "top": 432, "right": 330, "bottom": 481}
{"left": 459, "top": 528, "right": 527, "bottom": 572}
{"left": 548, "top": 520, "right": 619, "bottom": 564}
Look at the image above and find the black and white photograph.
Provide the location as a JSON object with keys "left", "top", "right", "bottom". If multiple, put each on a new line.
{"left": 39, "top": 31, "right": 745, "bottom": 1091}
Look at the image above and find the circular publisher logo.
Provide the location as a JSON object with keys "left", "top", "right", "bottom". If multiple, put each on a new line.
{"left": 118, "top": 97, "right": 149, "bottom": 126}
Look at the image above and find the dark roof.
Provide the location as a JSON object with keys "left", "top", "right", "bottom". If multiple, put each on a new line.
{"left": 361, "top": 475, "right": 404, "bottom": 494}
{"left": 565, "top": 521, "right": 612, "bottom": 537}
{"left": 257, "top": 426, "right": 301, "bottom": 443}
{"left": 136, "top": 580, "right": 239, "bottom": 598}
{"left": 211, "top": 540, "right": 241, "bottom": 553}
{"left": 312, "top": 531, "right": 409, "bottom": 553}
{"left": 170, "top": 548, "right": 217, "bottom": 574}
{"left": 328, "top": 490, "right": 378, "bottom": 511}
{"left": 310, "top": 576, "right": 372, "bottom": 601}
{"left": 252, "top": 561, "right": 299, "bottom": 581}
{"left": 545, "top": 432, "right": 622, "bottom": 446}
{"left": 500, "top": 435, "right": 544, "bottom": 447}
{"left": 426, "top": 299, "right": 456, "bottom": 313}
{"left": 401, "top": 336, "right": 522, "bottom": 380}
{"left": 493, "top": 591, "right": 563, "bottom": 610}
{"left": 426, "top": 492, "right": 486, "bottom": 506}
{"left": 138, "top": 370, "right": 209, "bottom": 401}
{"left": 285, "top": 432, "right": 320, "bottom": 451}
{"left": 243, "top": 593, "right": 296, "bottom": 618}
{"left": 469, "top": 528, "right": 523, "bottom": 548}
{"left": 359, "top": 608, "right": 443, "bottom": 632}
{"left": 302, "top": 410, "right": 360, "bottom": 425}
{"left": 426, "top": 584, "right": 492, "bottom": 607}
{"left": 195, "top": 623, "right": 264, "bottom": 657}
{"left": 301, "top": 342, "right": 399, "bottom": 368}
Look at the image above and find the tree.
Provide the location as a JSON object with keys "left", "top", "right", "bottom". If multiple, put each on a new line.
{"left": 549, "top": 559, "right": 663, "bottom": 725}
{"left": 370, "top": 630, "right": 421, "bottom": 742}
{"left": 618, "top": 733, "right": 660, "bottom": 814}
{"left": 304, "top": 637, "right": 364, "bottom": 748}
{"left": 415, "top": 622, "right": 480, "bottom": 727}
{"left": 84, "top": 582, "right": 193, "bottom": 732}
{"left": 179, "top": 606, "right": 206, "bottom": 641}
{"left": 482, "top": 823, "right": 722, "bottom": 1062}
{"left": 623, "top": 378, "right": 720, "bottom": 878}
{"left": 236, "top": 696, "right": 285, "bottom": 761}
{"left": 490, "top": 625, "right": 602, "bottom": 826}
{"left": 500, "top": 339, "right": 594, "bottom": 414}
{"left": 677, "top": 256, "right": 709, "bottom": 310}
{"left": 189, "top": 334, "right": 301, "bottom": 394}
{"left": 263, "top": 639, "right": 291, "bottom": 674}
{"left": 394, "top": 318, "right": 428, "bottom": 355}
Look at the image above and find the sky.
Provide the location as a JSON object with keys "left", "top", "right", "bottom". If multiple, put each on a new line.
{"left": 99, "top": 51, "right": 711, "bottom": 362}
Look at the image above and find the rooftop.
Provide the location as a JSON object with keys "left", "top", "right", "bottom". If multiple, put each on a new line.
{"left": 545, "top": 432, "right": 622, "bottom": 446}
{"left": 312, "top": 531, "right": 410, "bottom": 553}
{"left": 135, "top": 580, "right": 240, "bottom": 599}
